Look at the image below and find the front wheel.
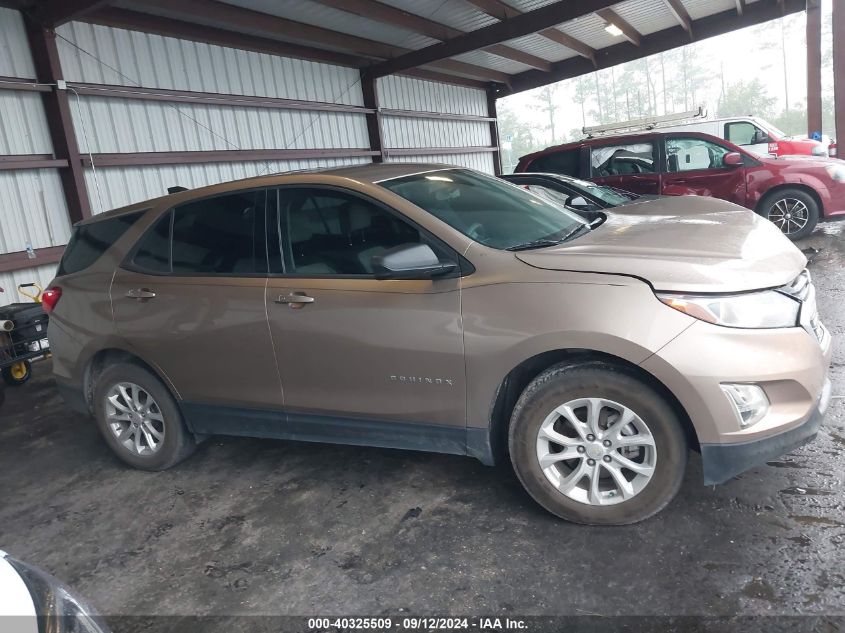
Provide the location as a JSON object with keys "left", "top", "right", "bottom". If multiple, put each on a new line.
{"left": 759, "top": 188, "right": 819, "bottom": 240}
{"left": 508, "top": 361, "right": 688, "bottom": 525}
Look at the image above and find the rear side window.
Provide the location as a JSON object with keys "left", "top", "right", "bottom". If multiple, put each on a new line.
{"left": 590, "top": 142, "right": 655, "bottom": 176}
{"left": 527, "top": 149, "right": 581, "bottom": 176}
{"left": 57, "top": 212, "right": 143, "bottom": 276}
{"left": 130, "top": 190, "right": 266, "bottom": 275}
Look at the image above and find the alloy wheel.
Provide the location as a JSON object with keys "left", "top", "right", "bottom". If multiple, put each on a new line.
{"left": 104, "top": 382, "right": 165, "bottom": 456}
{"left": 768, "top": 198, "right": 809, "bottom": 234}
{"left": 535, "top": 398, "right": 657, "bottom": 506}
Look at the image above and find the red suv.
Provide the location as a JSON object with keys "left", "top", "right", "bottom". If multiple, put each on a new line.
{"left": 516, "top": 131, "right": 845, "bottom": 240}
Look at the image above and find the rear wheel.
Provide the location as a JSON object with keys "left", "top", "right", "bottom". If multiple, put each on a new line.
{"left": 759, "top": 188, "right": 819, "bottom": 240}
{"left": 2, "top": 360, "right": 32, "bottom": 386}
{"left": 508, "top": 361, "right": 688, "bottom": 525}
{"left": 93, "top": 363, "right": 196, "bottom": 470}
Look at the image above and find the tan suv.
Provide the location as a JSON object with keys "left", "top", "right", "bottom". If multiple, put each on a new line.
{"left": 44, "top": 164, "right": 832, "bottom": 525}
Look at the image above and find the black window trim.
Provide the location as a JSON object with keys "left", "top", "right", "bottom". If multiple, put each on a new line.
{"left": 121, "top": 187, "right": 269, "bottom": 278}
{"left": 265, "top": 183, "right": 473, "bottom": 281}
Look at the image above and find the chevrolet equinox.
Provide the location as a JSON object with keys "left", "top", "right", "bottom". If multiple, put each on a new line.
{"left": 45, "top": 164, "right": 832, "bottom": 524}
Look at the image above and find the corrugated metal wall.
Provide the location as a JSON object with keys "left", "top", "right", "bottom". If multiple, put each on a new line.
{"left": 1, "top": 13, "right": 495, "bottom": 305}
{"left": 378, "top": 75, "right": 493, "bottom": 172}
{"left": 0, "top": 8, "right": 72, "bottom": 306}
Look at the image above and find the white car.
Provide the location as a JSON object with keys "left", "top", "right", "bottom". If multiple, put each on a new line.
{"left": 0, "top": 550, "right": 110, "bottom": 633}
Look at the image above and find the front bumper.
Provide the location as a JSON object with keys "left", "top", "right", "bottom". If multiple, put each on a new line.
{"left": 700, "top": 377, "right": 831, "bottom": 484}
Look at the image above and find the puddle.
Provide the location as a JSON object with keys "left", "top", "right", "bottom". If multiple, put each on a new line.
{"left": 786, "top": 535, "right": 813, "bottom": 546}
{"left": 789, "top": 515, "right": 845, "bottom": 528}
{"left": 831, "top": 433, "right": 845, "bottom": 448}
{"left": 766, "top": 460, "right": 806, "bottom": 469}
{"left": 741, "top": 579, "right": 783, "bottom": 604}
{"left": 780, "top": 486, "right": 835, "bottom": 496}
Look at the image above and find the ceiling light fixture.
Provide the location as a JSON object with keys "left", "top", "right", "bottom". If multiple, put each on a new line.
{"left": 604, "top": 23, "right": 623, "bottom": 36}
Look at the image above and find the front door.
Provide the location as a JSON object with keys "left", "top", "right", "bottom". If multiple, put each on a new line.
{"left": 264, "top": 186, "right": 466, "bottom": 438}
{"left": 111, "top": 189, "right": 283, "bottom": 417}
{"left": 662, "top": 135, "right": 747, "bottom": 206}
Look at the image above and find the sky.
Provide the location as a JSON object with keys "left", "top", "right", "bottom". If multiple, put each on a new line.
{"left": 498, "top": 0, "right": 833, "bottom": 135}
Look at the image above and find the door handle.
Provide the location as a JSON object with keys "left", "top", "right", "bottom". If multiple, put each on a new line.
{"left": 275, "top": 292, "right": 315, "bottom": 307}
{"left": 126, "top": 288, "right": 156, "bottom": 300}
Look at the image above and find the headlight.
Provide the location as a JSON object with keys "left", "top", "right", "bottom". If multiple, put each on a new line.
{"left": 825, "top": 163, "right": 845, "bottom": 181}
{"left": 657, "top": 290, "right": 800, "bottom": 328}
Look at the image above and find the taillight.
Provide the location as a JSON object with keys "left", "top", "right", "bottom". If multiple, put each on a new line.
{"left": 41, "top": 287, "right": 62, "bottom": 314}
{"left": 830, "top": 141, "right": 838, "bottom": 157}
{"left": 768, "top": 142, "right": 779, "bottom": 155}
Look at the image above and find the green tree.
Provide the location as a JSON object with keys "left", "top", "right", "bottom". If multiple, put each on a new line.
{"left": 496, "top": 102, "right": 543, "bottom": 173}
{"left": 717, "top": 80, "right": 777, "bottom": 119}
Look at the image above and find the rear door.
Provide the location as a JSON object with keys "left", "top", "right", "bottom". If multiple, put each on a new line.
{"left": 661, "top": 135, "right": 747, "bottom": 206}
{"left": 111, "top": 189, "right": 284, "bottom": 413}
{"left": 587, "top": 138, "right": 660, "bottom": 194}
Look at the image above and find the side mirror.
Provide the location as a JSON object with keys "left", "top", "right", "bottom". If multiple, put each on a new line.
{"left": 372, "top": 243, "right": 456, "bottom": 280}
{"left": 752, "top": 130, "right": 770, "bottom": 144}
{"left": 723, "top": 152, "right": 743, "bottom": 167}
{"left": 569, "top": 196, "right": 589, "bottom": 207}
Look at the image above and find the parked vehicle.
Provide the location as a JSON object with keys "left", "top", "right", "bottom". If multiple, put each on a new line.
{"left": 46, "top": 165, "right": 831, "bottom": 525}
{"left": 0, "top": 550, "right": 111, "bottom": 633}
{"left": 516, "top": 131, "right": 845, "bottom": 239}
{"left": 501, "top": 172, "right": 658, "bottom": 215}
{"left": 583, "top": 109, "right": 829, "bottom": 158}
{"left": 0, "top": 284, "right": 50, "bottom": 387}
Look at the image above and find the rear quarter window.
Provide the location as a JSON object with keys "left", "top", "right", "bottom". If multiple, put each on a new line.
{"left": 527, "top": 148, "right": 582, "bottom": 176}
{"left": 57, "top": 212, "right": 144, "bottom": 276}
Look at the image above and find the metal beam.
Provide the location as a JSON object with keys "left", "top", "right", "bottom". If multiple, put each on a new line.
{"left": 807, "top": 0, "right": 822, "bottom": 138}
{"left": 82, "top": 149, "right": 379, "bottom": 167}
{"left": 0, "top": 246, "right": 65, "bottom": 274}
{"left": 313, "top": 0, "right": 550, "bottom": 71}
{"left": 361, "top": 72, "right": 384, "bottom": 163}
{"left": 503, "top": 0, "right": 806, "bottom": 95}
{"left": 24, "top": 21, "right": 91, "bottom": 223}
{"left": 487, "top": 87, "right": 502, "bottom": 175}
{"left": 595, "top": 7, "right": 642, "bottom": 46}
{"left": 67, "top": 82, "right": 374, "bottom": 113}
{"left": 368, "top": 0, "right": 617, "bottom": 78}
{"left": 0, "top": 154, "right": 69, "bottom": 170}
{"left": 0, "top": 76, "right": 52, "bottom": 92}
{"left": 35, "top": 0, "right": 113, "bottom": 27}
{"left": 834, "top": 0, "right": 845, "bottom": 150}
{"left": 464, "top": 0, "right": 596, "bottom": 64}
{"left": 127, "top": 0, "right": 509, "bottom": 83}
{"left": 538, "top": 28, "right": 597, "bottom": 65}
{"left": 664, "top": 0, "right": 693, "bottom": 36}
{"left": 385, "top": 146, "right": 499, "bottom": 156}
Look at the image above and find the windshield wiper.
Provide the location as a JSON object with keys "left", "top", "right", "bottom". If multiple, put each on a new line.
{"left": 506, "top": 238, "right": 565, "bottom": 251}
{"left": 507, "top": 221, "right": 595, "bottom": 251}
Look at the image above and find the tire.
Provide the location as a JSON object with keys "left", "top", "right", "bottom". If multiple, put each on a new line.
{"left": 0, "top": 385, "right": 5, "bottom": 408}
{"left": 758, "top": 188, "right": 819, "bottom": 240}
{"left": 508, "top": 361, "right": 688, "bottom": 525}
{"left": 93, "top": 362, "right": 196, "bottom": 470}
{"left": 2, "top": 360, "right": 32, "bottom": 386}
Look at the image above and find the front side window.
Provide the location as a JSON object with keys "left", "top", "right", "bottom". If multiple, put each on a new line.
{"left": 666, "top": 137, "right": 731, "bottom": 172}
{"left": 130, "top": 190, "right": 266, "bottom": 275}
{"left": 725, "top": 121, "right": 762, "bottom": 146}
{"left": 380, "top": 169, "right": 588, "bottom": 250}
{"left": 590, "top": 142, "right": 655, "bottom": 176}
{"left": 268, "top": 188, "right": 426, "bottom": 276}
{"left": 527, "top": 149, "right": 581, "bottom": 176}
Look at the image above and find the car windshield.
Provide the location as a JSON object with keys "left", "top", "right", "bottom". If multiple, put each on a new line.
{"left": 564, "top": 177, "right": 633, "bottom": 206}
{"left": 380, "top": 169, "right": 588, "bottom": 250}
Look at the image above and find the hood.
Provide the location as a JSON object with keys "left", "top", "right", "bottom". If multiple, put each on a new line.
{"left": 515, "top": 196, "right": 806, "bottom": 293}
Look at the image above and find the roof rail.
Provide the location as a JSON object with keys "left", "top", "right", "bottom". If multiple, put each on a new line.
{"left": 582, "top": 106, "right": 707, "bottom": 138}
